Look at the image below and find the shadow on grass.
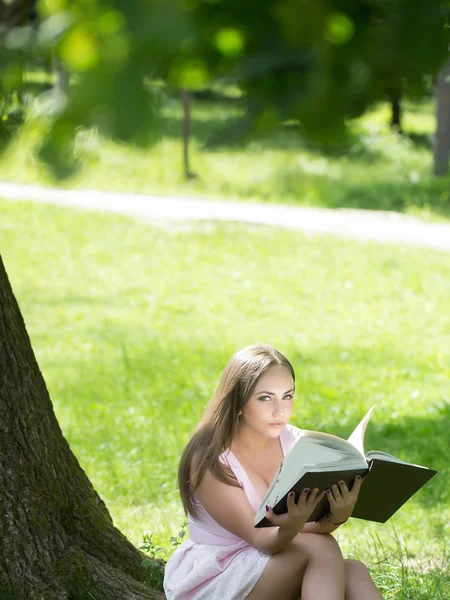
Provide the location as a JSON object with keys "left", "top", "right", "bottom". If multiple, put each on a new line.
{"left": 267, "top": 161, "right": 450, "bottom": 218}
{"left": 317, "top": 177, "right": 450, "bottom": 217}
{"left": 405, "top": 132, "right": 433, "bottom": 151}
{"left": 157, "top": 97, "right": 384, "bottom": 162}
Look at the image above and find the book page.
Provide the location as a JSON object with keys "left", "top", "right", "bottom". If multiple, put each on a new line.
{"left": 260, "top": 438, "right": 367, "bottom": 509}
{"left": 297, "top": 430, "right": 364, "bottom": 458}
{"left": 347, "top": 405, "right": 376, "bottom": 456}
{"left": 365, "top": 450, "right": 429, "bottom": 469}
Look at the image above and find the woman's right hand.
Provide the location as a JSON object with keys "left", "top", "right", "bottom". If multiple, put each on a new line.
{"left": 265, "top": 488, "right": 326, "bottom": 534}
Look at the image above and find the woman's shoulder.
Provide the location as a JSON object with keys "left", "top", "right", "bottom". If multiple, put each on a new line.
{"left": 219, "top": 449, "right": 244, "bottom": 483}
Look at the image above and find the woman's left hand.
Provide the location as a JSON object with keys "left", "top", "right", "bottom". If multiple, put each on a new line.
{"left": 326, "top": 475, "right": 364, "bottom": 524}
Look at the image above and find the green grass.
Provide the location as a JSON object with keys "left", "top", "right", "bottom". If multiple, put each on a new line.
{"left": 0, "top": 197, "right": 449, "bottom": 598}
{"left": 1, "top": 94, "right": 450, "bottom": 221}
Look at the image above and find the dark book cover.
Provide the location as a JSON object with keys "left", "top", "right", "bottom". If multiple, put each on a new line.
{"left": 255, "top": 460, "right": 437, "bottom": 528}
{"left": 351, "top": 458, "right": 437, "bottom": 523}
{"left": 255, "top": 467, "right": 368, "bottom": 528}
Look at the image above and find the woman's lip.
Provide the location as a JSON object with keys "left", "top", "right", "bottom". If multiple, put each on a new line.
{"left": 269, "top": 422, "right": 284, "bottom": 427}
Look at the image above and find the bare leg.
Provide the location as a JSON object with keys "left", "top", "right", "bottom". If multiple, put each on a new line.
{"left": 344, "top": 559, "right": 384, "bottom": 599}
{"left": 247, "top": 533, "right": 345, "bottom": 600}
{"left": 301, "top": 534, "right": 345, "bottom": 600}
{"left": 245, "top": 541, "right": 307, "bottom": 600}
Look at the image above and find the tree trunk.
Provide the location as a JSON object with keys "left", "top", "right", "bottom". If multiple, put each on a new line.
{"left": 0, "top": 255, "right": 165, "bottom": 599}
{"left": 390, "top": 93, "right": 402, "bottom": 133}
{"left": 433, "top": 57, "right": 450, "bottom": 176}
{"left": 181, "top": 88, "right": 197, "bottom": 179}
{"left": 52, "top": 53, "right": 70, "bottom": 96}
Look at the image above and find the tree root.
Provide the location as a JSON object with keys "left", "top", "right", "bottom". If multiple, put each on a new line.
{"left": 22, "top": 577, "right": 70, "bottom": 600}
{"left": 65, "top": 547, "right": 166, "bottom": 600}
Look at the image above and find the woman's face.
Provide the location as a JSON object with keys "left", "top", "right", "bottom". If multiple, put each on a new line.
{"left": 240, "top": 364, "right": 295, "bottom": 439}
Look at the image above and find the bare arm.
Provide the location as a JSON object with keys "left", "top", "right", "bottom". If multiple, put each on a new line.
{"left": 196, "top": 470, "right": 325, "bottom": 555}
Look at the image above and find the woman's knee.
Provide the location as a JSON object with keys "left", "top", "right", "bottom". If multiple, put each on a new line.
{"left": 294, "top": 533, "right": 344, "bottom": 563}
{"left": 344, "top": 558, "right": 371, "bottom": 581}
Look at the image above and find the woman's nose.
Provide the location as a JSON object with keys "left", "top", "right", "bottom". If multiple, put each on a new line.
{"left": 273, "top": 402, "right": 284, "bottom": 416}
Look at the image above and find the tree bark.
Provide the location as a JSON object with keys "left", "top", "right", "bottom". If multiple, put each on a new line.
{"left": 433, "top": 57, "right": 450, "bottom": 176}
{"left": 0, "top": 255, "right": 165, "bottom": 599}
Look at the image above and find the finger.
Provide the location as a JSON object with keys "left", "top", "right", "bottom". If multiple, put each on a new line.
{"left": 287, "top": 491, "right": 296, "bottom": 508}
{"left": 264, "top": 505, "right": 275, "bottom": 522}
{"left": 296, "top": 488, "right": 310, "bottom": 505}
{"left": 306, "top": 488, "right": 320, "bottom": 505}
{"left": 325, "top": 489, "right": 336, "bottom": 507}
{"left": 331, "top": 484, "right": 342, "bottom": 501}
{"left": 337, "top": 480, "right": 350, "bottom": 499}
{"left": 265, "top": 504, "right": 291, "bottom": 527}
{"left": 313, "top": 490, "right": 327, "bottom": 506}
{"left": 351, "top": 474, "right": 364, "bottom": 493}
{"left": 338, "top": 480, "right": 349, "bottom": 493}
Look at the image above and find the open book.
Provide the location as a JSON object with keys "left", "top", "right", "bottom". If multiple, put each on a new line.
{"left": 254, "top": 406, "right": 437, "bottom": 528}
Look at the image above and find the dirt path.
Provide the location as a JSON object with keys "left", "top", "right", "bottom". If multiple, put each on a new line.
{"left": 1, "top": 181, "right": 449, "bottom": 251}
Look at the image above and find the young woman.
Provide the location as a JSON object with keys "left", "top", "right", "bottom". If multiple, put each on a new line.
{"left": 164, "top": 343, "right": 383, "bottom": 599}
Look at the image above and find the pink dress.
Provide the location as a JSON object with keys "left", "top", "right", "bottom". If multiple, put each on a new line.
{"left": 163, "top": 424, "right": 303, "bottom": 600}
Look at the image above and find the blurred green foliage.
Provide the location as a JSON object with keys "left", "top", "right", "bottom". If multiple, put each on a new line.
{"left": 1, "top": 0, "right": 449, "bottom": 176}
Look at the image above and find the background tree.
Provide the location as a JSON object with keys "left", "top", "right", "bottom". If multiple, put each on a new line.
{"left": 2, "top": 0, "right": 449, "bottom": 173}
{"left": 434, "top": 56, "right": 450, "bottom": 175}
{"left": 181, "top": 88, "right": 197, "bottom": 179}
{"left": 184, "top": 1, "right": 448, "bottom": 143}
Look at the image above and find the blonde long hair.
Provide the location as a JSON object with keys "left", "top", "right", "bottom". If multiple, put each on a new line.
{"left": 178, "top": 343, "right": 295, "bottom": 518}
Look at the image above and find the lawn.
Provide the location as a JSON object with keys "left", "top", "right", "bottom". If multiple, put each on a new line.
{"left": 0, "top": 197, "right": 449, "bottom": 598}
{"left": 1, "top": 92, "right": 450, "bottom": 222}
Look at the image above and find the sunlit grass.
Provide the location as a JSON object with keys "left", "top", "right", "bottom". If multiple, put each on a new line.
{"left": 1, "top": 196, "right": 448, "bottom": 599}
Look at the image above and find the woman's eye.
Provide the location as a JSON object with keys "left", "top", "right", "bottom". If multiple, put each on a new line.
{"left": 259, "top": 396, "right": 271, "bottom": 402}
{"left": 284, "top": 394, "right": 293, "bottom": 401}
